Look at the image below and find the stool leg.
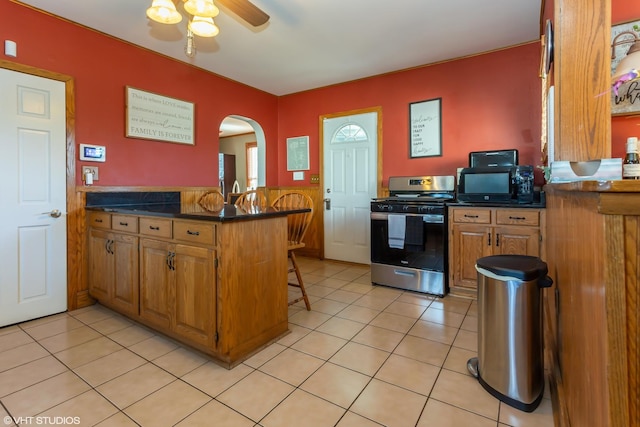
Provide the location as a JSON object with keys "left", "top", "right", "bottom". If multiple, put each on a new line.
{"left": 289, "top": 251, "right": 311, "bottom": 310}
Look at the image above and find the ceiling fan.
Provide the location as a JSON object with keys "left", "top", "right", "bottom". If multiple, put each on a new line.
{"left": 146, "top": 0, "right": 269, "bottom": 57}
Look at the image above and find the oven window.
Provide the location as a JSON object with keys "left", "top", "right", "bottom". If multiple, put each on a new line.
{"left": 371, "top": 214, "right": 446, "bottom": 272}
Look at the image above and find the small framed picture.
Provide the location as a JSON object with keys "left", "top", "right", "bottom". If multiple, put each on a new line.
{"left": 286, "top": 136, "right": 310, "bottom": 171}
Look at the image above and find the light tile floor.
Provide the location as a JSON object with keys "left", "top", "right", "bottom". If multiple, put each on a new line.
{"left": 0, "top": 257, "right": 554, "bottom": 427}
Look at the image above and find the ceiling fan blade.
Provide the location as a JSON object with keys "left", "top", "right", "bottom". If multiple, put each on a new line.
{"left": 216, "top": 0, "right": 269, "bottom": 27}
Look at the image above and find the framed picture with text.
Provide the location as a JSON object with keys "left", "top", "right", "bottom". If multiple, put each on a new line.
{"left": 611, "top": 20, "right": 640, "bottom": 116}
{"left": 125, "top": 86, "right": 195, "bottom": 144}
{"left": 409, "top": 98, "right": 442, "bottom": 158}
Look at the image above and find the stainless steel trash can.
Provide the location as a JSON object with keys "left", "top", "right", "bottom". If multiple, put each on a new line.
{"left": 467, "top": 255, "right": 552, "bottom": 412}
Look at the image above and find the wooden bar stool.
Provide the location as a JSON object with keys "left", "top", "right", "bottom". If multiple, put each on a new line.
{"left": 197, "top": 190, "right": 225, "bottom": 211}
{"left": 234, "top": 189, "right": 267, "bottom": 210}
{"left": 270, "top": 191, "right": 313, "bottom": 310}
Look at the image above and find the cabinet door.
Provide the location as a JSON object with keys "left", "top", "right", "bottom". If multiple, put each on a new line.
{"left": 173, "top": 244, "right": 216, "bottom": 347}
{"left": 88, "top": 228, "right": 113, "bottom": 301}
{"left": 111, "top": 233, "right": 139, "bottom": 316}
{"left": 494, "top": 226, "right": 540, "bottom": 257}
{"left": 139, "top": 238, "right": 172, "bottom": 329}
{"left": 451, "top": 224, "right": 492, "bottom": 290}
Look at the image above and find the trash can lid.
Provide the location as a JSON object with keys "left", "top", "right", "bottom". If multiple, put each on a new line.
{"left": 476, "top": 255, "right": 548, "bottom": 281}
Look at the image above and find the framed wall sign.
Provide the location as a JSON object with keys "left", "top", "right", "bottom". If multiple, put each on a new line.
{"left": 286, "top": 136, "right": 310, "bottom": 171}
{"left": 125, "top": 86, "right": 195, "bottom": 144}
{"left": 409, "top": 98, "right": 442, "bottom": 158}
{"left": 611, "top": 20, "right": 640, "bottom": 116}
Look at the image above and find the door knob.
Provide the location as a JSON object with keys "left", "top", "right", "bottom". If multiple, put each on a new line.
{"left": 324, "top": 198, "right": 331, "bottom": 210}
{"left": 41, "top": 209, "right": 62, "bottom": 218}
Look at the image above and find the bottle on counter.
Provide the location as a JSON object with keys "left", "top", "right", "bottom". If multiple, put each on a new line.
{"left": 623, "top": 137, "right": 640, "bottom": 180}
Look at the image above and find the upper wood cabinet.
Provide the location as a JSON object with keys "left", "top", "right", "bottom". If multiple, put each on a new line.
{"left": 554, "top": 0, "right": 611, "bottom": 161}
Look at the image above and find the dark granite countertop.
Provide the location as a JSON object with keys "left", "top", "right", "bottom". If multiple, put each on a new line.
{"left": 447, "top": 201, "right": 546, "bottom": 209}
{"left": 85, "top": 203, "right": 309, "bottom": 222}
{"left": 447, "top": 190, "right": 546, "bottom": 208}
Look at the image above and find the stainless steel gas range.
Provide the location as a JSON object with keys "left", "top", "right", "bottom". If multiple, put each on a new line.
{"left": 370, "top": 176, "right": 455, "bottom": 296}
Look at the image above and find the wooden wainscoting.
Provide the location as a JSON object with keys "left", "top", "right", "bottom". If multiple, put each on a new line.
{"left": 266, "top": 186, "right": 323, "bottom": 259}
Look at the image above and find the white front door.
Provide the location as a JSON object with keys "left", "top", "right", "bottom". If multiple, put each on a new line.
{"left": 0, "top": 68, "right": 67, "bottom": 327}
{"left": 322, "top": 111, "right": 378, "bottom": 264}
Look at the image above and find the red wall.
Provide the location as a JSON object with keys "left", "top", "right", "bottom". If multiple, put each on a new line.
{"left": 3, "top": 2, "right": 542, "bottom": 188}
{"left": 612, "top": 0, "right": 640, "bottom": 159}
{"left": 278, "top": 43, "right": 542, "bottom": 186}
{"left": 1, "top": 1, "right": 279, "bottom": 186}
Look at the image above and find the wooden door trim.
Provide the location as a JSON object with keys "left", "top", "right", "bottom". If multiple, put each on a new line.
{"left": 318, "top": 106, "right": 383, "bottom": 259}
{"left": 0, "top": 60, "right": 80, "bottom": 310}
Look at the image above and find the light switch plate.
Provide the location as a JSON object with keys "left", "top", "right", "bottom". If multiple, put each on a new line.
{"left": 310, "top": 174, "right": 320, "bottom": 184}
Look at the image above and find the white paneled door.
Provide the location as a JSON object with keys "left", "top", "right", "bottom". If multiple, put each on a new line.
{"left": 0, "top": 68, "right": 67, "bottom": 327}
{"left": 322, "top": 111, "right": 378, "bottom": 264}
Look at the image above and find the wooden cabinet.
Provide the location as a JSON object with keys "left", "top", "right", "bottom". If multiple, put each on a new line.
{"left": 87, "top": 213, "right": 139, "bottom": 317}
{"left": 137, "top": 218, "right": 218, "bottom": 348}
{"left": 173, "top": 243, "right": 216, "bottom": 347}
{"left": 87, "top": 209, "right": 288, "bottom": 367}
{"left": 448, "top": 206, "right": 545, "bottom": 295}
{"left": 139, "top": 238, "right": 173, "bottom": 329}
{"left": 139, "top": 220, "right": 217, "bottom": 348}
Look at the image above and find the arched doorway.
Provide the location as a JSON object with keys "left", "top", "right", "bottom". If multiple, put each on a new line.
{"left": 218, "top": 115, "right": 266, "bottom": 196}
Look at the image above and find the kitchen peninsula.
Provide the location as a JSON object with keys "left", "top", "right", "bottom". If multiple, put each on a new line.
{"left": 85, "top": 191, "right": 304, "bottom": 368}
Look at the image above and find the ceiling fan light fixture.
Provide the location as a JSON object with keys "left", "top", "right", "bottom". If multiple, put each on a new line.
{"left": 184, "top": 0, "right": 220, "bottom": 18}
{"left": 189, "top": 16, "right": 220, "bottom": 37}
{"left": 146, "top": 0, "right": 183, "bottom": 24}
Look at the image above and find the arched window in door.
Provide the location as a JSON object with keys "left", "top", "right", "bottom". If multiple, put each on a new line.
{"left": 332, "top": 123, "right": 368, "bottom": 143}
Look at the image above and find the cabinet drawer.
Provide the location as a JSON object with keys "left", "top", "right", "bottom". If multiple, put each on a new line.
{"left": 88, "top": 211, "right": 111, "bottom": 229}
{"left": 452, "top": 208, "right": 491, "bottom": 224}
{"left": 173, "top": 220, "right": 215, "bottom": 245}
{"left": 111, "top": 215, "right": 138, "bottom": 233}
{"left": 496, "top": 209, "right": 539, "bottom": 226}
{"left": 140, "top": 217, "right": 172, "bottom": 238}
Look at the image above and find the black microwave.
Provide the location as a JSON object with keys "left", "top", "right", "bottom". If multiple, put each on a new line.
{"left": 457, "top": 165, "right": 534, "bottom": 204}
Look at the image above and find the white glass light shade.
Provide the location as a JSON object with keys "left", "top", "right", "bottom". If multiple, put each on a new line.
{"left": 613, "top": 47, "right": 640, "bottom": 81}
{"left": 189, "top": 16, "right": 220, "bottom": 37}
{"left": 146, "top": 0, "right": 182, "bottom": 24}
{"left": 184, "top": 0, "right": 219, "bottom": 18}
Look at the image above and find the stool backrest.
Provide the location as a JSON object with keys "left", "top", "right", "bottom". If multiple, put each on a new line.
{"left": 235, "top": 190, "right": 267, "bottom": 210}
{"left": 270, "top": 192, "right": 314, "bottom": 248}
{"left": 198, "top": 190, "right": 225, "bottom": 211}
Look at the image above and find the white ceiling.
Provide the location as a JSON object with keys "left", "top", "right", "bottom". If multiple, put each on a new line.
{"left": 16, "top": 0, "right": 541, "bottom": 135}
{"left": 17, "top": 0, "right": 542, "bottom": 96}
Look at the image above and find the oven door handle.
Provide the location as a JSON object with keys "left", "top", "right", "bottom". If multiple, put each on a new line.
{"left": 394, "top": 269, "right": 416, "bottom": 277}
{"left": 370, "top": 212, "right": 443, "bottom": 223}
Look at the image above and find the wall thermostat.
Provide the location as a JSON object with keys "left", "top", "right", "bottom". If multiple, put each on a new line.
{"left": 79, "top": 144, "right": 106, "bottom": 162}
